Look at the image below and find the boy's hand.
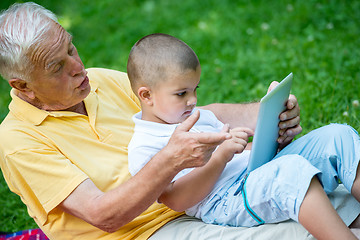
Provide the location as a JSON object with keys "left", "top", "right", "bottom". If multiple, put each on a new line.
{"left": 214, "top": 126, "right": 254, "bottom": 162}
{"left": 164, "top": 110, "right": 232, "bottom": 171}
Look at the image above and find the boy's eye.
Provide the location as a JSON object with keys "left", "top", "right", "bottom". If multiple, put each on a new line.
{"left": 176, "top": 91, "right": 186, "bottom": 96}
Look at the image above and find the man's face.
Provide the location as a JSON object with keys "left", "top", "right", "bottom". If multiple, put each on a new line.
{"left": 25, "top": 21, "right": 90, "bottom": 111}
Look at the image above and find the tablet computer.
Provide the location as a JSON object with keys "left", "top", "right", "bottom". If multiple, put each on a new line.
{"left": 246, "top": 73, "right": 293, "bottom": 172}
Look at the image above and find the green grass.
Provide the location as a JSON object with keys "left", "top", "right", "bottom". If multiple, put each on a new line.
{"left": 0, "top": 0, "right": 359, "bottom": 232}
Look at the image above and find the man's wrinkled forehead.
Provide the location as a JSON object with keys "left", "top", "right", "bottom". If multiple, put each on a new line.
{"left": 31, "top": 22, "right": 71, "bottom": 70}
{"left": 44, "top": 30, "right": 73, "bottom": 70}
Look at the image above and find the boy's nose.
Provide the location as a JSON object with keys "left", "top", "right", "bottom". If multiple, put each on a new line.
{"left": 187, "top": 96, "right": 197, "bottom": 106}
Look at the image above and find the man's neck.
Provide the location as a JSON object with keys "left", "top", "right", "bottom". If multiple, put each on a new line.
{"left": 63, "top": 101, "right": 88, "bottom": 115}
{"left": 16, "top": 91, "right": 88, "bottom": 116}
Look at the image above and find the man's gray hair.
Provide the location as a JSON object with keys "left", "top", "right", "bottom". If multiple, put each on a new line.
{"left": 0, "top": 2, "right": 58, "bottom": 81}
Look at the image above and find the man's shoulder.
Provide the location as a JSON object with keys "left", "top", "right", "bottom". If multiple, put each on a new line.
{"left": 86, "top": 67, "right": 140, "bottom": 109}
{"left": 0, "top": 114, "right": 39, "bottom": 155}
{"left": 86, "top": 67, "right": 132, "bottom": 91}
{"left": 86, "top": 67, "right": 128, "bottom": 81}
{"left": 0, "top": 113, "right": 26, "bottom": 135}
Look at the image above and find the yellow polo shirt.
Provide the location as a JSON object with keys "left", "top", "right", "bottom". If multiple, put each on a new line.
{"left": 0, "top": 68, "right": 182, "bottom": 239}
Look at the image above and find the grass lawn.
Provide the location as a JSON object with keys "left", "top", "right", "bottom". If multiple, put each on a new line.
{"left": 0, "top": 0, "right": 359, "bottom": 232}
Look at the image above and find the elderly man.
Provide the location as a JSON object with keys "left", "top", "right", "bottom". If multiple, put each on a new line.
{"left": 0, "top": 2, "right": 359, "bottom": 240}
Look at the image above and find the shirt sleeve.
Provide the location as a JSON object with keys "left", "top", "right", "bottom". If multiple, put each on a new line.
{"left": 128, "top": 146, "right": 154, "bottom": 176}
{"left": 128, "top": 145, "right": 194, "bottom": 182}
{"left": 4, "top": 148, "right": 88, "bottom": 225}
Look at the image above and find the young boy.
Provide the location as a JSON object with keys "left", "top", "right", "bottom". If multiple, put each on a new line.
{"left": 127, "top": 33, "right": 359, "bottom": 240}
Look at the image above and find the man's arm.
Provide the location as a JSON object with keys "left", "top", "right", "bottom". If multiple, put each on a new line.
{"left": 201, "top": 94, "right": 302, "bottom": 149}
{"left": 60, "top": 150, "right": 179, "bottom": 233}
{"left": 201, "top": 102, "right": 259, "bottom": 130}
{"left": 60, "top": 111, "right": 231, "bottom": 232}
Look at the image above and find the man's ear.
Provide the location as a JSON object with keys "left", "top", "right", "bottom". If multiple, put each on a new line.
{"left": 8, "top": 78, "right": 35, "bottom": 99}
{"left": 137, "top": 86, "right": 153, "bottom": 106}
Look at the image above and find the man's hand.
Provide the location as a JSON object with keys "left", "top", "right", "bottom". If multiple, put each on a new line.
{"left": 267, "top": 81, "right": 302, "bottom": 149}
{"left": 162, "top": 110, "right": 231, "bottom": 171}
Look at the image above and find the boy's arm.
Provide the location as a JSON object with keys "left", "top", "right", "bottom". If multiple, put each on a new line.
{"left": 158, "top": 127, "right": 252, "bottom": 212}
{"left": 158, "top": 149, "right": 228, "bottom": 212}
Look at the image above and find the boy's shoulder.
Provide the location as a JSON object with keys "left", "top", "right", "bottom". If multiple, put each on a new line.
{"left": 195, "top": 108, "right": 223, "bottom": 128}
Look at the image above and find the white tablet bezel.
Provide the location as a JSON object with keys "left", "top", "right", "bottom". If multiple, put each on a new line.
{"left": 247, "top": 73, "right": 293, "bottom": 172}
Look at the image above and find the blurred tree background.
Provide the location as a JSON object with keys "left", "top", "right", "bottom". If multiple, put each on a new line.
{"left": 0, "top": 0, "right": 359, "bottom": 232}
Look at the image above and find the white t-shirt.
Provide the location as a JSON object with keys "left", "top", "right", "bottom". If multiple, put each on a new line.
{"left": 128, "top": 108, "right": 250, "bottom": 216}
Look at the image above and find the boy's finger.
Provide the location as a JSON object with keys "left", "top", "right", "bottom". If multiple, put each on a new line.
{"left": 221, "top": 123, "right": 230, "bottom": 133}
{"left": 242, "top": 128, "right": 254, "bottom": 137}
{"left": 232, "top": 127, "right": 254, "bottom": 137}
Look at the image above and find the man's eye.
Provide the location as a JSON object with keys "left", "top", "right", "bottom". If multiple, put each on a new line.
{"left": 68, "top": 43, "right": 76, "bottom": 56}
{"left": 68, "top": 47, "right": 75, "bottom": 56}
{"left": 54, "top": 63, "right": 63, "bottom": 73}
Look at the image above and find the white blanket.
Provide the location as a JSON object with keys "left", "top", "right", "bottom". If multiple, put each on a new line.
{"left": 149, "top": 185, "right": 360, "bottom": 239}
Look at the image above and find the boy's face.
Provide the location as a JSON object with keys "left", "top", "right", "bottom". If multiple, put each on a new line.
{"left": 145, "top": 66, "right": 200, "bottom": 124}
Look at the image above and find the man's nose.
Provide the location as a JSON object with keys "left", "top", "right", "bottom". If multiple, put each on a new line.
{"left": 70, "top": 57, "right": 84, "bottom": 77}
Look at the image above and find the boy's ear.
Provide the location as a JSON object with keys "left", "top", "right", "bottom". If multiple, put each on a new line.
{"left": 8, "top": 78, "right": 35, "bottom": 99}
{"left": 137, "top": 86, "right": 153, "bottom": 106}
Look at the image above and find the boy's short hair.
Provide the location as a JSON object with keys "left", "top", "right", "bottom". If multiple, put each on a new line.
{"left": 127, "top": 33, "right": 200, "bottom": 94}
